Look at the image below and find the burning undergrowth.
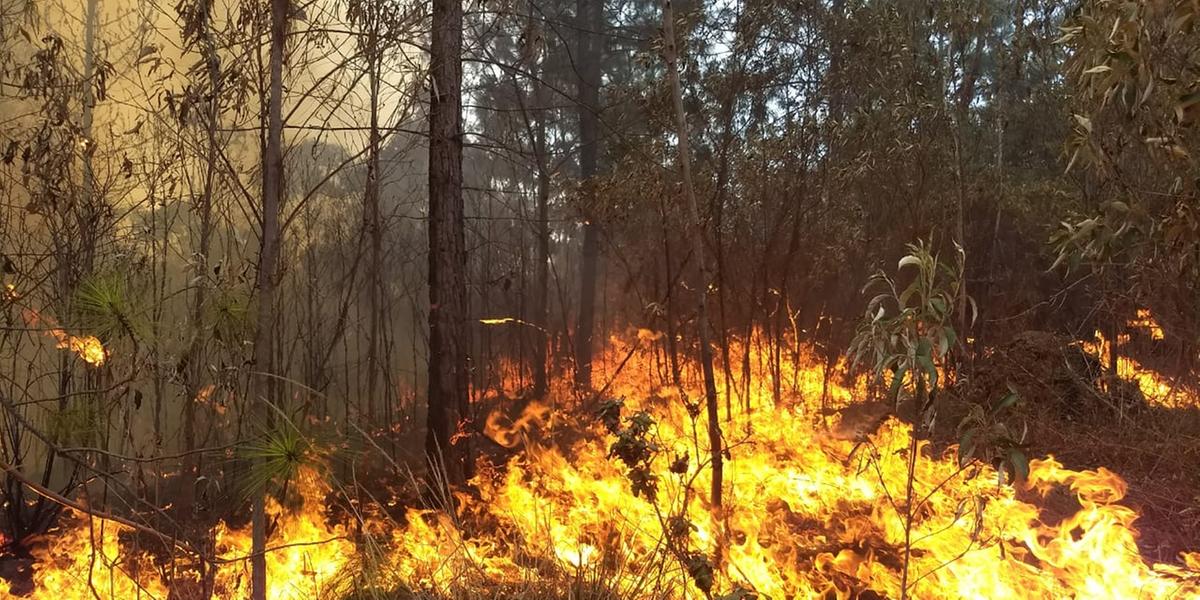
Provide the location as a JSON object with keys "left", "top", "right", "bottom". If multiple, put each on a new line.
{"left": 3, "top": 330, "right": 1200, "bottom": 599}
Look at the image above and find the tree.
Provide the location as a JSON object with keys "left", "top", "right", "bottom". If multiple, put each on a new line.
{"left": 661, "top": 0, "right": 722, "bottom": 509}
{"left": 176, "top": 0, "right": 225, "bottom": 512}
{"left": 573, "top": 0, "right": 603, "bottom": 389}
{"left": 248, "top": 0, "right": 288, "bottom": 596}
{"left": 427, "top": 0, "right": 469, "bottom": 486}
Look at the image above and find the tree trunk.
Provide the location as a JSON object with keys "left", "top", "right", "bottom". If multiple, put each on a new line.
{"left": 365, "top": 17, "right": 384, "bottom": 423}
{"left": 81, "top": 0, "right": 98, "bottom": 205}
{"left": 573, "top": 0, "right": 602, "bottom": 390}
{"left": 661, "top": 0, "right": 723, "bottom": 509}
{"left": 249, "top": 0, "right": 287, "bottom": 596}
{"left": 181, "top": 0, "right": 222, "bottom": 512}
{"left": 426, "top": 0, "right": 469, "bottom": 487}
{"left": 952, "top": 17, "right": 986, "bottom": 362}
{"left": 532, "top": 69, "right": 551, "bottom": 398}
{"left": 660, "top": 197, "right": 682, "bottom": 388}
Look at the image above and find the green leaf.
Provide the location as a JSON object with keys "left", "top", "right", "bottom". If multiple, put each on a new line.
{"left": 916, "top": 338, "right": 938, "bottom": 389}
{"left": 993, "top": 389, "right": 1019, "bottom": 414}
{"left": 1009, "top": 449, "right": 1029, "bottom": 482}
{"left": 1048, "top": 249, "right": 1070, "bottom": 273}
{"left": 930, "top": 296, "right": 947, "bottom": 317}
{"left": 888, "top": 364, "right": 909, "bottom": 402}
{"left": 944, "top": 326, "right": 958, "bottom": 352}
{"left": 958, "top": 430, "right": 977, "bottom": 467}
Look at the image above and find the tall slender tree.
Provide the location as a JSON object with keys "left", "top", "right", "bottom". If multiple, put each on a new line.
{"left": 532, "top": 50, "right": 553, "bottom": 399}
{"left": 573, "top": 0, "right": 602, "bottom": 389}
{"left": 661, "top": 0, "right": 722, "bottom": 508}
{"left": 249, "top": 0, "right": 288, "bottom": 596}
{"left": 426, "top": 0, "right": 469, "bottom": 485}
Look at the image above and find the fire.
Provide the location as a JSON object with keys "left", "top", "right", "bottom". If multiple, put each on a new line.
{"left": 3, "top": 330, "right": 1199, "bottom": 598}
{"left": 51, "top": 332, "right": 107, "bottom": 367}
{"left": 210, "top": 467, "right": 356, "bottom": 599}
{"left": 8, "top": 467, "right": 355, "bottom": 600}
{"left": 11, "top": 516, "right": 169, "bottom": 599}
{"left": 1130, "top": 309, "right": 1165, "bottom": 341}
{"left": 1079, "top": 309, "right": 1190, "bottom": 408}
{"left": 20, "top": 308, "right": 107, "bottom": 366}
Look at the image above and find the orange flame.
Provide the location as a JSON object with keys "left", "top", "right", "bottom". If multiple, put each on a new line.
{"left": 1079, "top": 309, "right": 1190, "bottom": 408}
{"left": 5, "top": 329, "right": 1199, "bottom": 599}
{"left": 21, "top": 308, "right": 107, "bottom": 366}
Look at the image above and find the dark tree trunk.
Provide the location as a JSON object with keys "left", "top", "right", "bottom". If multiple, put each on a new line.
{"left": 426, "top": 0, "right": 469, "bottom": 486}
{"left": 573, "top": 0, "right": 602, "bottom": 390}
{"left": 533, "top": 76, "right": 551, "bottom": 398}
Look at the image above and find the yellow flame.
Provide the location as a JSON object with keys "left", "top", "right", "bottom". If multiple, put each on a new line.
{"left": 1079, "top": 309, "right": 1188, "bottom": 408}
{"left": 7, "top": 328, "right": 1200, "bottom": 599}
{"left": 52, "top": 332, "right": 107, "bottom": 366}
{"left": 21, "top": 308, "right": 107, "bottom": 366}
{"left": 1130, "top": 309, "right": 1165, "bottom": 341}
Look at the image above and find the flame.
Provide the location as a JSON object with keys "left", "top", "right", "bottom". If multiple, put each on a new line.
{"left": 5, "top": 329, "right": 1200, "bottom": 598}
{"left": 483, "top": 399, "right": 550, "bottom": 448}
{"left": 209, "top": 467, "right": 356, "bottom": 599}
{"left": 1130, "top": 309, "right": 1165, "bottom": 341}
{"left": 21, "top": 308, "right": 107, "bottom": 366}
{"left": 6, "top": 468, "right": 357, "bottom": 599}
{"left": 10, "top": 517, "right": 169, "bottom": 599}
{"left": 1079, "top": 309, "right": 1191, "bottom": 408}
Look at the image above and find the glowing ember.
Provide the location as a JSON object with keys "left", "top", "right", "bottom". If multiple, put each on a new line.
{"left": 4, "top": 331, "right": 1199, "bottom": 599}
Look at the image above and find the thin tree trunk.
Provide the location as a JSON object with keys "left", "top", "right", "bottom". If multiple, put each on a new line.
{"left": 365, "top": 17, "right": 383, "bottom": 423}
{"left": 573, "top": 0, "right": 602, "bottom": 390}
{"left": 532, "top": 70, "right": 551, "bottom": 398}
{"left": 661, "top": 0, "right": 722, "bottom": 509}
{"left": 660, "top": 197, "right": 681, "bottom": 388}
{"left": 181, "top": 0, "right": 222, "bottom": 511}
{"left": 426, "top": 0, "right": 469, "bottom": 487}
{"left": 952, "top": 18, "right": 985, "bottom": 361}
{"left": 249, "top": 0, "right": 287, "bottom": 596}
{"left": 81, "top": 0, "right": 98, "bottom": 206}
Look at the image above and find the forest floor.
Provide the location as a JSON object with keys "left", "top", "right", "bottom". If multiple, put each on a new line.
{"left": 938, "top": 330, "right": 1200, "bottom": 563}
